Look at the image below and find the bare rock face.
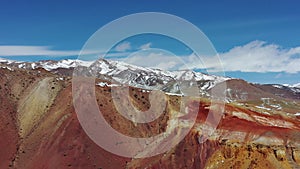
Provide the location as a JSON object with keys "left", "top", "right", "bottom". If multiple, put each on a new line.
{"left": 0, "top": 60, "right": 300, "bottom": 168}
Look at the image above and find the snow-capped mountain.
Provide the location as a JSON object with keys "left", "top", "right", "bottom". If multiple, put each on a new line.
{"left": 0, "top": 58, "right": 229, "bottom": 95}
{"left": 1, "top": 58, "right": 299, "bottom": 100}
{"left": 289, "top": 83, "right": 300, "bottom": 89}
{"left": 0, "top": 59, "right": 91, "bottom": 71}
{"left": 88, "top": 59, "right": 229, "bottom": 94}
{"left": 272, "top": 84, "right": 300, "bottom": 94}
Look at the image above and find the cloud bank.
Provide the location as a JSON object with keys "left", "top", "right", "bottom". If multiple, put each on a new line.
{"left": 217, "top": 40, "right": 300, "bottom": 73}
{"left": 120, "top": 41, "right": 300, "bottom": 73}
{"left": 1, "top": 41, "right": 299, "bottom": 73}
{"left": 0, "top": 45, "right": 98, "bottom": 57}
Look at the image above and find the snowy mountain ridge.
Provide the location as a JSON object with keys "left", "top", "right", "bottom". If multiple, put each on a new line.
{"left": 1, "top": 58, "right": 299, "bottom": 96}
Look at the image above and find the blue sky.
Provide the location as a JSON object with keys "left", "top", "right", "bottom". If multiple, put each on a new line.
{"left": 0, "top": 0, "right": 300, "bottom": 84}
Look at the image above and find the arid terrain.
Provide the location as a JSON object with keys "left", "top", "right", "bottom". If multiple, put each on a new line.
{"left": 1, "top": 59, "right": 300, "bottom": 169}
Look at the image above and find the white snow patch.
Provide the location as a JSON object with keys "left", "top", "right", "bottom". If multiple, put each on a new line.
{"left": 18, "top": 63, "right": 25, "bottom": 68}
{"left": 269, "top": 104, "right": 282, "bottom": 109}
{"left": 255, "top": 105, "right": 271, "bottom": 111}
{"left": 292, "top": 83, "right": 300, "bottom": 88}
{"left": 98, "top": 62, "right": 111, "bottom": 74}
{"left": 232, "top": 111, "right": 254, "bottom": 122}
{"left": 295, "top": 112, "right": 300, "bottom": 116}
{"left": 272, "top": 84, "right": 283, "bottom": 89}
{"left": 165, "top": 92, "right": 184, "bottom": 96}
{"left": 253, "top": 115, "right": 294, "bottom": 128}
{"left": 97, "top": 82, "right": 107, "bottom": 87}
{"left": 40, "top": 59, "right": 89, "bottom": 70}
{"left": 31, "top": 63, "right": 36, "bottom": 69}
{"left": 56, "top": 77, "right": 64, "bottom": 81}
{"left": 141, "top": 89, "right": 150, "bottom": 93}
{"left": 1, "top": 66, "right": 13, "bottom": 71}
{"left": 0, "top": 58, "right": 15, "bottom": 64}
{"left": 291, "top": 88, "right": 300, "bottom": 93}
{"left": 96, "top": 82, "right": 121, "bottom": 87}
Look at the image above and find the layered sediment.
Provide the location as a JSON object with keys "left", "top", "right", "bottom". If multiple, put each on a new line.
{"left": 0, "top": 67, "right": 300, "bottom": 168}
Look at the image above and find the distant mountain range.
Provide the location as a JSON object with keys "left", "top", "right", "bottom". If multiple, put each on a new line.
{"left": 1, "top": 58, "right": 299, "bottom": 102}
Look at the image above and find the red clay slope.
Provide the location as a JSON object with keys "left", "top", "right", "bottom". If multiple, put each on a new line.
{"left": 1, "top": 67, "right": 300, "bottom": 168}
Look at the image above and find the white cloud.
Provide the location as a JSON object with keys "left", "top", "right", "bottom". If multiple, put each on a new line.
{"left": 124, "top": 52, "right": 179, "bottom": 70}
{"left": 139, "top": 42, "right": 152, "bottom": 50}
{"left": 2, "top": 41, "right": 299, "bottom": 74}
{"left": 0, "top": 45, "right": 99, "bottom": 57}
{"left": 120, "top": 49, "right": 187, "bottom": 71}
{"left": 114, "top": 41, "right": 131, "bottom": 52}
{"left": 0, "top": 45, "right": 132, "bottom": 61}
{"left": 170, "top": 41, "right": 300, "bottom": 74}
{"left": 117, "top": 41, "right": 300, "bottom": 74}
{"left": 177, "top": 41, "right": 300, "bottom": 73}
{"left": 216, "top": 41, "right": 300, "bottom": 73}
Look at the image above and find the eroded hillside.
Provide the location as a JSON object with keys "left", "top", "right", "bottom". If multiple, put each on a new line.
{"left": 1, "top": 67, "right": 300, "bottom": 168}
